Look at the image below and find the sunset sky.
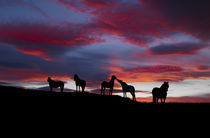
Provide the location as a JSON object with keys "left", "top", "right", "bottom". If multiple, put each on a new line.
{"left": 0, "top": 0, "right": 210, "bottom": 102}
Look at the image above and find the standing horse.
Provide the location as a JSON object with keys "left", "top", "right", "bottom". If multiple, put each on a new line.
{"left": 152, "top": 82, "right": 169, "bottom": 104}
{"left": 47, "top": 77, "right": 64, "bottom": 92}
{"left": 101, "top": 75, "right": 117, "bottom": 95}
{"left": 74, "top": 74, "right": 86, "bottom": 92}
{"left": 117, "top": 79, "right": 136, "bottom": 101}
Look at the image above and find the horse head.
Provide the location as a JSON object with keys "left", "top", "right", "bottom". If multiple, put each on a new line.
{"left": 161, "top": 82, "right": 169, "bottom": 91}
{"left": 117, "top": 79, "right": 123, "bottom": 84}
{"left": 74, "top": 74, "right": 79, "bottom": 81}
{"left": 111, "top": 75, "right": 117, "bottom": 80}
{"left": 164, "top": 82, "right": 169, "bottom": 87}
{"left": 47, "top": 77, "right": 52, "bottom": 82}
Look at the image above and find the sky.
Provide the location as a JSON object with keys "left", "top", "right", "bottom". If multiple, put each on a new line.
{"left": 0, "top": 0, "right": 210, "bottom": 103}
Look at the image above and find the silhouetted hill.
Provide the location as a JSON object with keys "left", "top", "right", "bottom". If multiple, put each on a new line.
{"left": 3, "top": 85, "right": 209, "bottom": 105}
{"left": 2, "top": 85, "right": 139, "bottom": 104}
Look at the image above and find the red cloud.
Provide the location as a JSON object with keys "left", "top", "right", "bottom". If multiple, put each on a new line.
{"left": 140, "top": 0, "right": 210, "bottom": 41}
{"left": 55, "top": 0, "right": 210, "bottom": 47}
{"left": 0, "top": 23, "right": 101, "bottom": 60}
{"left": 105, "top": 65, "right": 184, "bottom": 82}
{"left": 83, "top": 0, "right": 115, "bottom": 8}
{"left": 105, "top": 64, "right": 210, "bottom": 82}
{"left": 128, "top": 65, "right": 183, "bottom": 73}
{"left": 56, "top": 0, "right": 169, "bottom": 46}
{"left": 91, "top": 5, "right": 168, "bottom": 46}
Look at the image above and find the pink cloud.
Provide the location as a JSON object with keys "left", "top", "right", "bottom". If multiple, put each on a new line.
{"left": 0, "top": 22, "right": 102, "bottom": 60}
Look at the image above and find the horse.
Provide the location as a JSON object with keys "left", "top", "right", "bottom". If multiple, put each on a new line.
{"left": 47, "top": 77, "right": 64, "bottom": 92}
{"left": 117, "top": 79, "right": 136, "bottom": 101}
{"left": 74, "top": 74, "right": 86, "bottom": 92}
{"left": 101, "top": 75, "right": 117, "bottom": 95}
{"left": 152, "top": 82, "right": 169, "bottom": 104}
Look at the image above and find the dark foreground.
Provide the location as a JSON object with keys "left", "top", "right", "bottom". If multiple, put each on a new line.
{"left": 2, "top": 85, "right": 210, "bottom": 105}
{"left": 3, "top": 85, "right": 138, "bottom": 104}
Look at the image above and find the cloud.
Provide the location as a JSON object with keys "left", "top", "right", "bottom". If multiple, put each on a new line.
{"left": 83, "top": 0, "right": 115, "bottom": 8}
{"left": 0, "top": 0, "right": 50, "bottom": 19}
{"left": 127, "top": 65, "right": 183, "bottom": 73}
{"left": 105, "top": 64, "right": 210, "bottom": 82}
{"left": 196, "top": 66, "right": 210, "bottom": 71}
{"left": 53, "top": 0, "right": 210, "bottom": 47}
{"left": 150, "top": 43, "right": 209, "bottom": 56}
{"left": 140, "top": 0, "right": 210, "bottom": 41}
{"left": 56, "top": 0, "right": 168, "bottom": 46}
{"left": 105, "top": 65, "right": 185, "bottom": 82}
{"left": 0, "top": 22, "right": 101, "bottom": 60}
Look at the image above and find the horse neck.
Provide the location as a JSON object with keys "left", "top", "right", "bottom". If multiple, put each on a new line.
{"left": 109, "top": 78, "right": 115, "bottom": 84}
{"left": 48, "top": 79, "right": 53, "bottom": 84}
{"left": 121, "top": 82, "right": 127, "bottom": 87}
{"left": 75, "top": 77, "right": 80, "bottom": 82}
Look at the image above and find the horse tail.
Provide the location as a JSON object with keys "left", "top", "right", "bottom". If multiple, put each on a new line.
{"left": 132, "top": 86, "right": 136, "bottom": 101}
{"left": 82, "top": 80, "right": 86, "bottom": 92}
{"left": 101, "top": 82, "right": 104, "bottom": 95}
{"left": 61, "top": 82, "right": 64, "bottom": 92}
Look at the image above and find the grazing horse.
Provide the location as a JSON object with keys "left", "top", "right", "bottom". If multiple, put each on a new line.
{"left": 152, "top": 82, "right": 169, "bottom": 104}
{"left": 47, "top": 77, "right": 64, "bottom": 92}
{"left": 101, "top": 75, "right": 117, "bottom": 95}
{"left": 74, "top": 74, "right": 86, "bottom": 92}
{"left": 117, "top": 79, "right": 136, "bottom": 101}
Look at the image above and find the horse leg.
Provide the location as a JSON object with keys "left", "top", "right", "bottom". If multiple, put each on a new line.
{"left": 104, "top": 88, "right": 107, "bottom": 95}
{"left": 132, "top": 93, "right": 136, "bottom": 101}
{"left": 153, "top": 96, "right": 156, "bottom": 104}
{"left": 61, "top": 86, "right": 63, "bottom": 92}
{"left": 161, "top": 98, "right": 163, "bottom": 103}
{"left": 82, "top": 86, "right": 85, "bottom": 93}
{"left": 50, "top": 87, "right": 53, "bottom": 92}
{"left": 123, "top": 91, "right": 125, "bottom": 97}
{"left": 110, "top": 88, "right": 113, "bottom": 95}
{"left": 101, "top": 86, "right": 103, "bottom": 95}
{"left": 157, "top": 98, "right": 159, "bottom": 104}
{"left": 79, "top": 86, "right": 80, "bottom": 92}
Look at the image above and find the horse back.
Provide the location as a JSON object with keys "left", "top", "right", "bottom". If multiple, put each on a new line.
{"left": 49, "top": 81, "right": 64, "bottom": 88}
{"left": 102, "top": 81, "right": 112, "bottom": 88}
{"left": 126, "top": 85, "right": 135, "bottom": 92}
{"left": 152, "top": 87, "right": 160, "bottom": 95}
{"left": 80, "top": 80, "right": 86, "bottom": 87}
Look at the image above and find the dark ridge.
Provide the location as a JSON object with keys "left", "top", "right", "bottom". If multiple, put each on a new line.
{"left": 2, "top": 85, "right": 210, "bottom": 105}
{"left": 2, "top": 85, "right": 139, "bottom": 104}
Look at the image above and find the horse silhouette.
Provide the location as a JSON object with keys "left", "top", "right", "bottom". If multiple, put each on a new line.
{"left": 152, "top": 82, "right": 169, "bottom": 104}
{"left": 74, "top": 74, "right": 86, "bottom": 92}
{"left": 117, "top": 79, "right": 136, "bottom": 101}
{"left": 101, "top": 75, "right": 117, "bottom": 95}
{"left": 47, "top": 77, "right": 64, "bottom": 92}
